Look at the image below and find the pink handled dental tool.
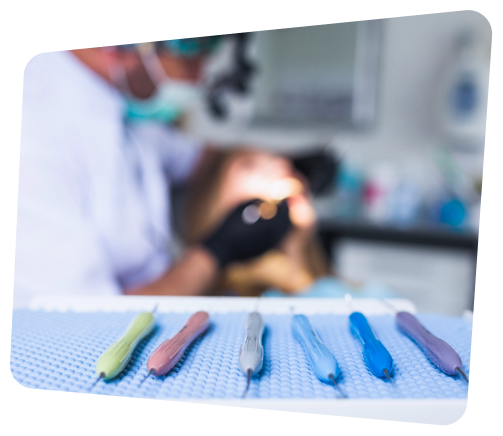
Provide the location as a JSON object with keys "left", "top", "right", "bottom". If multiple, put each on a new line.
{"left": 142, "top": 311, "right": 210, "bottom": 382}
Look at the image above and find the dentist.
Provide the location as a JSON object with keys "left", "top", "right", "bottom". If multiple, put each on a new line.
{"left": 14, "top": 39, "right": 291, "bottom": 308}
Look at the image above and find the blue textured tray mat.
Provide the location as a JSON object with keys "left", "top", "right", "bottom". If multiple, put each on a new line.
{"left": 10, "top": 310, "right": 471, "bottom": 399}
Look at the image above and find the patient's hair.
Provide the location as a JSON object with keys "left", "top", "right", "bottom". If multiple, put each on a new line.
{"left": 184, "top": 148, "right": 233, "bottom": 243}
{"left": 183, "top": 147, "right": 331, "bottom": 296}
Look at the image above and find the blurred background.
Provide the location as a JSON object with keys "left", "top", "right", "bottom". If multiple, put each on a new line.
{"left": 171, "top": 11, "right": 490, "bottom": 315}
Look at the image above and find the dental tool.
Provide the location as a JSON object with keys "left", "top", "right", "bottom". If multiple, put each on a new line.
{"left": 345, "top": 294, "right": 394, "bottom": 382}
{"left": 380, "top": 299, "right": 469, "bottom": 382}
{"left": 239, "top": 310, "right": 265, "bottom": 398}
{"left": 142, "top": 311, "right": 210, "bottom": 382}
{"left": 92, "top": 306, "right": 157, "bottom": 388}
{"left": 291, "top": 311, "right": 346, "bottom": 397}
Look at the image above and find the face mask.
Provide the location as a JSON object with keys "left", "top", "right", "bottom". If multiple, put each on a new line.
{"left": 124, "top": 80, "right": 201, "bottom": 124}
{"left": 113, "top": 43, "right": 202, "bottom": 124}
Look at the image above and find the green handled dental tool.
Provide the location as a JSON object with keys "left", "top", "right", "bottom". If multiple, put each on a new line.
{"left": 91, "top": 306, "right": 157, "bottom": 388}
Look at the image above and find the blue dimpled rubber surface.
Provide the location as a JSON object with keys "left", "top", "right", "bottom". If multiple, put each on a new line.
{"left": 10, "top": 310, "right": 471, "bottom": 399}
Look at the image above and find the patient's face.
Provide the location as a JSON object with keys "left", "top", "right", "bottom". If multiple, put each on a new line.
{"left": 223, "top": 150, "right": 295, "bottom": 201}
{"left": 221, "top": 150, "right": 316, "bottom": 229}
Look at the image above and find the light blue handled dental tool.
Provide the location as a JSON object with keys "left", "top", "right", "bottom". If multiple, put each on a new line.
{"left": 291, "top": 311, "right": 346, "bottom": 398}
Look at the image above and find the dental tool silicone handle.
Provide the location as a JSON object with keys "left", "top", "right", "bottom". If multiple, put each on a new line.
{"left": 395, "top": 311, "right": 463, "bottom": 375}
{"left": 96, "top": 312, "right": 155, "bottom": 380}
{"left": 349, "top": 312, "right": 394, "bottom": 378}
{"left": 239, "top": 312, "right": 265, "bottom": 375}
{"left": 291, "top": 314, "right": 340, "bottom": 383}
{"left": 147, "top": 311, "right": 210, "bottom": 376}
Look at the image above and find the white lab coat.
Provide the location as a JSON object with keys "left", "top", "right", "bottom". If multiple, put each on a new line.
{"left": 14, "top": 51, "right": 202, "bottom": 309}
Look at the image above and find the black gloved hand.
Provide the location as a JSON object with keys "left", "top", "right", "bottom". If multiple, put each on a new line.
{"left": 201, "top": 199, "right": 292, "bottom": 268}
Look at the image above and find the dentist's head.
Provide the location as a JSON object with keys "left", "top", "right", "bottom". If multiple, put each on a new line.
{"left": 71, "top": 37, "right": 222, "bottom": 123}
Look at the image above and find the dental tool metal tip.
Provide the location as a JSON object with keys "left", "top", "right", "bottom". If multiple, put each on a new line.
{"left": 242, "top": 369, "right": 252, "bottom": 399}
{"left": 141, "top": 369, "right": 155, "bottom": 385}
{"left": 91, "top": 372, "right": 105, "bottom": 390}
{"left": 383, "top": 369, "right": 394, "bottom": 385}
{"left": 456, "top": 367, "right": 469, "bottom": 383}
{"left": 329, "top": 374, "right": 348, "bottom": 398}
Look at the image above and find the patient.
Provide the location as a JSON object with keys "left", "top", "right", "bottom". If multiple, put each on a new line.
{"left": 183, "top": 147, "right": 332, "bottom": 296}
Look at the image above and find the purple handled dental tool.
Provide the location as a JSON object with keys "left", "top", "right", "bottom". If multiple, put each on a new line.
{"left": 380, "top": 299, "right": 469, "bottom": 383}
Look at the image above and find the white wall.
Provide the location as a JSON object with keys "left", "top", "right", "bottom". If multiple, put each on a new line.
{"left": 337, "top": 11, "right": 491, "bottom": 171}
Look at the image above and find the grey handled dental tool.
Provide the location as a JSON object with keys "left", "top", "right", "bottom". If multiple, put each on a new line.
{"left": 239, "top": 311, "right": 265, "bottom": 398}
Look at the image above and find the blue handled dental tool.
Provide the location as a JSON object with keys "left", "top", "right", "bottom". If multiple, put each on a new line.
{"left": 291, "top": 308, "right": 347, "bottom": 398}
{"left": 345, "top": 294, "right": 394, "bottom": 382}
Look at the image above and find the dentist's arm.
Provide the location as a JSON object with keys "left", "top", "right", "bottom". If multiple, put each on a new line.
{"left": 125, "top": 199, "right": 292, "bottom": 296}
{"left": 125, "top": 246, "right": 219, "bottom": 296}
